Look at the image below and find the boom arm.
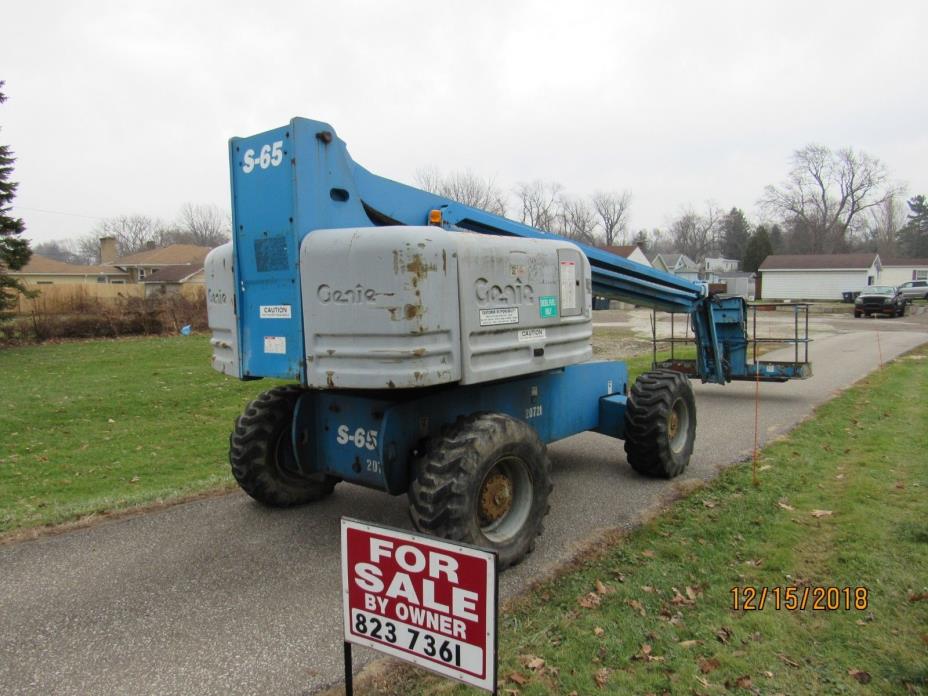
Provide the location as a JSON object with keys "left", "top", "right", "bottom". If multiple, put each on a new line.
{"left": 226, "top": 118, "right": 809, "bottom": 385}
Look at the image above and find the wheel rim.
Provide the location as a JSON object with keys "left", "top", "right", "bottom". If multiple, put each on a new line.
{"left": 668, "top": 397, "right": 690, "bottom": 453}
{"left": 477, "top": 456, "right": 533, "bottom": 543}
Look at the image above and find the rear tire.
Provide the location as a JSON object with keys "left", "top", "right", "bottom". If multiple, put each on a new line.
{"left": 230, "top": 386, "right": 338, "bottom": 507}
{"left": 408, "top": 413, "right": 551, "bottom": 570}
{"left": 624, "top": 370, "right": 697, "bottom": 478}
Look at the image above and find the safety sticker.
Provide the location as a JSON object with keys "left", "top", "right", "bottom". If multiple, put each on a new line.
{"left": 479, "top": 307, "right": 519, "bottom": 326}
{"left": 518, "top": 328, "right": 546, "bottom": 343}
{"left": 260, "top": 305, "right": 292, "bottom": 319}
{"left": 559, "top": 261, "right": 576, "bottom": 308}
{"left": 539, "top": 295, "right": 558, "bottom": 319}
{"left": 264, "top": 336, "right": 286, "bottom": 354}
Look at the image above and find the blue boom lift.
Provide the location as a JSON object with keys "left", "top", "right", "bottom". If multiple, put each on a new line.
{"left": 205, "top": 118, "right": 811, "bottom": 568}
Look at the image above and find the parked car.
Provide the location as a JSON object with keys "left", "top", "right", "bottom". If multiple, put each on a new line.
{"left": 854, "top": 285, "right": 906, "bottom": 318}
{"left": 897, "top": 280, "right": 928, "bottom": 301}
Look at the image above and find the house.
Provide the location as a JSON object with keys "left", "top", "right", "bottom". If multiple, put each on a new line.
{"left": 10, "top": 254, "right": 131, "bottom": 285}
{"left": 880, "top": 258, "right": 928, "bottom": 286}
{"left": 650, "top": 253, "right": 700, "bottom": 281}
{"left": 703, "top": 257, "right": 739, "bottom": 273}
{"left": 102, "top": 239, "right": 213, "bottom": 282}
{"left": 141, "top": 265, "right": 205, "bottom": 297}
{"left": 600, "top": 245, "right": 652, "bottom": 267}
{"left": 758, "top": 254, "right": 881, "bottom": 300}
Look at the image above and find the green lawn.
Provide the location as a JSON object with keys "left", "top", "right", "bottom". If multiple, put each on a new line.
{"left": 361, "top": 346, "right": 928, "bottom": 695}
{"left": 0, "top": 335, "right": 284, "bottom": 534}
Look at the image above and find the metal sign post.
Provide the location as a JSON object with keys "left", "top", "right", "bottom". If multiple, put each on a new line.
{"left": 340, "top": 517, "right": 498, "bottom": 694}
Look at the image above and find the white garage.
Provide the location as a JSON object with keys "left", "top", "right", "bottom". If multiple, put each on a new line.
{"left": 759, "top": 254, "right": 881, "bottom": 301}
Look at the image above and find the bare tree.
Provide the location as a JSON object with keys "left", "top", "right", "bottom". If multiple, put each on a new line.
{"left": 514, "top": 180, "right": 563, "bottom": 233}
{"left": 760, "top": 144, "right": 900, "bottom": 254}
{"left": 862, "top": 193, "right": 906, "bottom": 256}
{"left": 415, "top": 168, "right": 507, "bottom": 216}
{"left": 558, "top": 196, "right": 599, "bottom": 245}
{"left": 32, "top": 239, "right": 86, "bottom": 264}
{"left": 669, "top": 206, "right": 721, "bottom": 261}
{"left": 591, "top": 190, "right": 632, "bottom": 246}
{"left": 168, "top": 203, "right": 230, "bottom": 247}
{"left": 81, "top": 214, "right": 165, "bottom": 261}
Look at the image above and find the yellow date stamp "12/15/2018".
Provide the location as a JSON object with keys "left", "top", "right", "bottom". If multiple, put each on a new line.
{"left": 731, "top": 586, "right": 869, "bottom": 611}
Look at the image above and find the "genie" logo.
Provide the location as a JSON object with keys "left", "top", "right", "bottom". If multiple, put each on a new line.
{"left": 474, "top": 278, "right": 534, "bottom": 305}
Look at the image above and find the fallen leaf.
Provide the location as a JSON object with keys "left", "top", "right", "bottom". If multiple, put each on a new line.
{"left": 632, "top": 644, "right": 665, "bottom": 662}
{"left": 908, "top": 592, "right": 928, "bottom": 602}
{"left": 507, "top": 672, "right": 529, "bottom": 686}
{"left": 594, "top": 667, "right": 611, "bottom": 688}
{"left": 626, "top": 599, "right": 646, "bottom": 616}
{"left": 848, "top": 669, "right": 871, "bottom": 684}
{"left": 678, "top": 639, "right": 700, "bottom": 648}
{"left": 595, "top": 579, "right": 614, "bottom": 595}
{"left": 810, "top": 509, "right": 833, "bottom": 518}
{"left": 763, "top": 671, "right": 774, "bottom": 678}
{"left": 685, "top": 586, "right": 700, "bottom": 600}
{"left": 593, "top": 626, "right": 605, "bottom": 637}
{"left": 641, "top": 549, "right": 656, "bottom": 558}
{"left": 702, "top": 499, "right": 717, "bottom": 508}
{"left": 129, "top": 476, "right": 140, "bottom": 483}
{"left": 699, "top": 658, "right": 720, "bottom": 673}
{"left": 777, "top": 653, "right": 800, "bottom": 668}
{"left": 578, "top": 592, "right": 601, "bottom": 609}
{"left": 519, "top": 655, "right": 545, "bottom": 671}
{"left": 504, "top": 690, "right": 520, "bottom": 696}
{"left": 728, "top": 675, "right": 752, "bottom": 689}
{"left": 641, "top": 585, "right": 656, "bottom": 593}
{"left": 777, "top": 500, "right": 795, "bottom": 511}
{"left": 716, "top": 627, "right": 733, "bottom": 644}
{"left": 695, "top": 676, "right": 710, "bottom": 689}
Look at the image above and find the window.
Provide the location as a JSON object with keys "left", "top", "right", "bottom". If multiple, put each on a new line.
{"left": 138, "top": 268, "right": 145, "bottom": 279}
{"left": 916, "top": 270, "right": 927, "bottom": 281}
{"left": 36, "top": 280, "right": 53, "bottom": 285}
{"left": 111, "top": 280, "right": 125, "bottom": 285}
{"left": 96, "top": 276, "right": 107, "bottom": 283}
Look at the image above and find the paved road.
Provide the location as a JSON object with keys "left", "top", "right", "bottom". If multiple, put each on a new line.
{"left": 1, "top": 322, "right": 926, "bottom": 695}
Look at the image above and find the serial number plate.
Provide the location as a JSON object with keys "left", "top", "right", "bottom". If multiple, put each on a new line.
{"left": 350, "top": 609, "right": 482, "bottom": 674}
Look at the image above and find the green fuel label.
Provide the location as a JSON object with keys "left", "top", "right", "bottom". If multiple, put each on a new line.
{"left": 539, "top": 295, "right": 558, "bottom": 319}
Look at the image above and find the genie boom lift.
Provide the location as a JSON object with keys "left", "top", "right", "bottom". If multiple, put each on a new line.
{"left": 206, "top": 118, "right": 811, "bottom": 569}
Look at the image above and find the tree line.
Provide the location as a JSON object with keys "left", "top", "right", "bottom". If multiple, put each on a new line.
{"left": 34, "top": 203, "right": 231, "bottom": 265}
{"left": 419, "top": 144, "right": 927, "bottom": 272}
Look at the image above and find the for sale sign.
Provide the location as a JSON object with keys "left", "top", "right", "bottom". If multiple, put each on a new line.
{"left": 341, "top": 518, "right": 497, "bottom": 692}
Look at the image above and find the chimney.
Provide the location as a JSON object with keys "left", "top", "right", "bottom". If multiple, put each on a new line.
{"left": 100, "top": 236, "right": 117, "bottom": 264}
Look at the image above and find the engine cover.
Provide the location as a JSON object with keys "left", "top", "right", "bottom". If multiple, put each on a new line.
{"left": 300, "top": 227, "right": 592, "bottom": 389}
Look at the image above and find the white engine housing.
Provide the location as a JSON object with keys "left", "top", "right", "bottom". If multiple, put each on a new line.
{"left": 300, "top": 227, "right": 592, "bottom": 389}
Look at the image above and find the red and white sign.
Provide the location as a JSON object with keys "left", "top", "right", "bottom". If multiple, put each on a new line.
{"left": 341, "top": 518, "right": 497, "bottom": 692}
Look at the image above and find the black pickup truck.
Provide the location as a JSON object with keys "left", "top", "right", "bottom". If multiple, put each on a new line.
{"left": 853, "top": 285, "right": 906, "bottom": 318}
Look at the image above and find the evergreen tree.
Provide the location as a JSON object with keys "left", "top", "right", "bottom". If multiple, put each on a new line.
{"left": 768, "top": 223, "right": 784, "bottom": 254}
{"left": 743, "top": 226, "right": 773, "bottom": 272}
{"left": 898, "top": 195, "right": 928, "bottom": 257}
{"left": 720, "top": 207, "right": 751, "bottom": 262}
{"left": 0, "top": 81, "right": 31, "bottom": 316}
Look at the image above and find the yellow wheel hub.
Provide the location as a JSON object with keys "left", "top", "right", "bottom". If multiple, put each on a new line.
{"left": 479, "top": 471, "right": 513, "bottom": 524}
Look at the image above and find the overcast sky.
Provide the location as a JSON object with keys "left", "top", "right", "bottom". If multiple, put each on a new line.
{"left": 3, "top": 0, "right": 926, "bottom": 246}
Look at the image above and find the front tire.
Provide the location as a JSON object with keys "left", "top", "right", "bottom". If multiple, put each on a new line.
{"left": 408, "top": 413, "right": 552, "bottom": 570}
{"left": 624, "top": 370, "right": 697, "bottom": 478}
{"left": 230, "top": 386, "right": 338, "bottom": 507}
